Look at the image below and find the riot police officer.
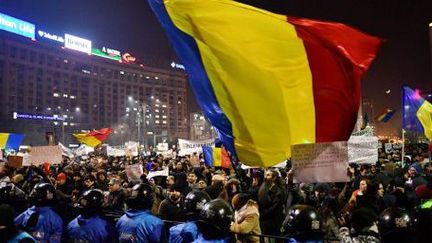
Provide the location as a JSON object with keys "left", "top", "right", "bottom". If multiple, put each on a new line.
{"left": 116, "top": 183, "right": 166, "bottom": 242}
{"left": 0, "top": 204, "right": 35, "bottom": 243}
{"left": 194, "top": 198, "right": 234, "bottom": 243}
{"left": 169, "top": 190, "right": 211, "bottom": 243}
{"left": 14, "top": 183, "right": 63, "bottom": 243}
{"left": 0, "top": 181, "right": 27, "bottom": 214}
{"left": 67, "top": 189, "right": 116, "bottom": 242}
{"left": 283, "top": 204, "right": 324, "bottom": 243}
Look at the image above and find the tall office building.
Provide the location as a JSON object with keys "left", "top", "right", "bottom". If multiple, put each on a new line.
{"left": 0, "top": 12, "right": 188, "bottom": 146}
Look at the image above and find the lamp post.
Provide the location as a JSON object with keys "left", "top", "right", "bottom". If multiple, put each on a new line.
{"left": 128, "top": 96, "right": 149, "bottom": 147}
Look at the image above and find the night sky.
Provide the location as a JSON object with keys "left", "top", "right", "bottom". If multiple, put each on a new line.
{"left": 1, "top": 0, "right": 431, "bottom": 136}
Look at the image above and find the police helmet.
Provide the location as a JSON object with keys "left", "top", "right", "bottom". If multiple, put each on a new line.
{"left": 199, "top": 199, "right": 233, "bottom": 233}
{"left": 379, "top": 207, "right": 412, "bottom": 235}
{"left": 184, "top": 190, "right": 211, "bottom": 219}
{"left": 0, "top": 182, "right": 14, "bottom": 203}
{"left": 126, "top": 183, "right": 154, "bottom": 210}
{"left": 76, "top": 189, "right": 104, "bottom": 217}
{"left": 284, "top": 205, "right": 321, "bottom": 236}
{"left": 28, "top": 183, "right": 56, "bottom": 206}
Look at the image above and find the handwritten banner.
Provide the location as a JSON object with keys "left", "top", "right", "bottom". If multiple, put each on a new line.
{"left": 30, "top": 145, "right": 62, "bottom": 165}
{"left": 348, "top": 136, "right": 378, "bottom": 164}
{"left": 291, "top": 142, "right": 349, "bottom": 183}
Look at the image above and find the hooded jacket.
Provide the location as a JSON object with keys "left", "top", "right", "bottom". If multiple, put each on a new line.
{"left": 67, "top": 215, "right": 115, "bottom": 242}
{"left": 169, "top": 221, "right": 198, "bottom": 243}
{"left": 14, "top": 206, "right": 63, "bottom": 243}
{"left": 230, "top": 200, "right": 261, "bottom": 243}
{"left": 116, "top": 209, "right": 166, "bottom": 243}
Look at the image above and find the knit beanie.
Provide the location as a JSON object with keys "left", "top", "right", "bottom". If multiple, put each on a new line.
{"left": 410, "top": 162, "right": 422, "bottom": 174}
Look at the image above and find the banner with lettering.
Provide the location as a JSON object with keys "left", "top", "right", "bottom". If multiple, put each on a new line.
{"left": 30, "top": 145, "right": 62, "bottom": 165}
{"left": 348, "top": 136, "right": 379, "bottom": 164}
{"left": 125, "top": 164, "right": 143, "bottom": 182}
{"left": 291, "top": 142, "right": 350, "bottom": 183}
{"left": 107, "top": 146, "right": 126, "bottom": 157}
{"left": 178, "top": 138, "right": 214, "bottom": 156}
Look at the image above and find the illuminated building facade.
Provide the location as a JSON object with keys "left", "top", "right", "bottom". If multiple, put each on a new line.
{"left": 0, "top": 12, "right": 188, "bottom": 146}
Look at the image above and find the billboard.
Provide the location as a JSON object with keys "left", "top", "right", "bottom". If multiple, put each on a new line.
{"left": 0, "top": 12, "right": 35, "bottom": 39}
{"left": 13, "top": 112, "right": 65, "bottom": 121}
{"left": 37, "top": 29, "right": 64, "bottom": 43}
{"left": 122, "top": 53, "right": 136, "bottom": 63}
{"left": 91, "top": 46, "right": 121, "bottom": 61}
{"left": 64, "top": 33, "right": 92, "bottom": 54}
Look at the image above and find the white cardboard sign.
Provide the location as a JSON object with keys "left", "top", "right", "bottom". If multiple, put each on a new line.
{"left": 291, "top": 142, "right": 349, "bottom": 183}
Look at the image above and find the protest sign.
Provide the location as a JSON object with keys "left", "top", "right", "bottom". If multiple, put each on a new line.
{"left": 348, "top": 136, "right": 378, "bottom": 164}
{"left": 157, "top": 142, "right": 169, "bottom": 152}
{"left": 7, "top": 155, "right": 23, "bottom": 168}
{"left": 22, "top": 153, "right": 31, "bottom": 166}
{"left": 107, "top": 146, "right": 126, "bottom": 157}
{"left": 125, "top": 141, "right": 139, "bottom": 157}
{"left": 291, "top": 142, "right": 349, "bottom": 183}
{"left": 74, "top": 144, "right": 94, "bottom": 156}
{"left": 384, "top": 143, "right": 393, "bottom": 153}
{"left": 30, "top": 145, "right": 62, "bottom": 165}
{"left": 178, "top": 138, "right": 214, "bottom": 156}
{"left": 157, "top": 149, "right": 174, "bottom": 159}
{"left": 58, "top": 143, "right": 75, "bottom": 158}
{"left": 147, "top": 166, "right": 169, "bottom": 179}
{"left": 125, "top": 164, "right": 143, "bottom": 182}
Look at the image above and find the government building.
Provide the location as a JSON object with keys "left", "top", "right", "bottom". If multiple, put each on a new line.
{"left": 0, "top": 12, "right": 188, "bottom": 146}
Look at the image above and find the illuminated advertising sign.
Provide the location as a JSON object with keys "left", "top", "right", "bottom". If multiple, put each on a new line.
{"left": 64, "top": 33, "right": 92, "bottom": 54}
{"left": 122, "top": 53, "right": 136, "bottom": 63}
{"left": 0, "top": 12, "right": 35, "bottom": 39}
{"left": 91, "top": 46, "right": 121, "bottom": 61}
{"left": 13, "top": 112, "right": 65, "bottom": 121}
{"left": 37, "top": 29, "right": 64, "bottom": 43}
{"left": 170, "top": 61, "right": 185, "bottom": 70}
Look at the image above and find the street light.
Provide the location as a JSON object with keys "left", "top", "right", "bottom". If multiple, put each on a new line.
{"left": 127, "top": 96, "right": 149, "bottom": 147}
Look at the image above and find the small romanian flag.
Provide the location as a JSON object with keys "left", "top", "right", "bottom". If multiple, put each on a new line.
{"left": 376, "top": 108, "right": 396, "bottom": 123}
{"left": 0, "top": 133, "right": 25, "bottom": 150}
{"left": 73, "top": 128, "right": 112, "bottom": 147}
{"left": 203, "top": 146, "right": 231, "bottom": 168}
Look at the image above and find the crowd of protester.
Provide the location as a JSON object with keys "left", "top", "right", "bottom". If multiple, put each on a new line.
{"left": 0, "top": 142, "right": 431, "bottom": 242}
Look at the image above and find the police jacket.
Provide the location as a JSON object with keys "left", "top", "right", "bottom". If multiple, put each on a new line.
{"left": 169, "top": 221, "right": 198, "bottom": 243}
{"left": 14, "top": 206, "right": 63, "bottom": 243}
{"left": 116, "top": 209, "right": 166, "bottom": 243}
{"left": 67, "top": 215, "right": 116, "bottom": 242}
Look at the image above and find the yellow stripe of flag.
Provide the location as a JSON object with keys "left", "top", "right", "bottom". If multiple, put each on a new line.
{"left": 73, "top": 134, "right": 102, "bottom": 147}
{"left": 417, "top": 101, "right": 432, "bottom": 140}
{"left": 0, "top": 133, "right": 9, "bottom": 149}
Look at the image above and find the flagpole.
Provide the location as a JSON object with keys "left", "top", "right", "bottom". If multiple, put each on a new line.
{"left": 401, "top": 129, "right": 405, "bottom": 168}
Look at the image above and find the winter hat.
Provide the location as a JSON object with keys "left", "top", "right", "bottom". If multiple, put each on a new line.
{"left": 314, "top": 183, "right": 330, "bottom": 193}
{"left": 232, "top": 193, "right": 250, "bottom": 210}
{"left": 56, "top": 172, "right": 67, "bottom": 181}
{"left": 410, "top": 162, "right": 422, "bottom": 174}
{"left": 12, "top": 174, "right": 24, "bottom": 184}
{"left": 351, "top": 207, "right": 378, "bottom": 232}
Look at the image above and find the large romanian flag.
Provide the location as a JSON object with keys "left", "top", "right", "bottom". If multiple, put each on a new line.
{"left": 148, "top": 0, "right": 382, "bottom": 167}
{"left": 73, "top": 128, "right": 113, "bottom": 147}
{"left": 0, "top": 133, "right": 24, "bottom": 150}
{"left": 403, "top": 86, "right": 432, "bottom": 140}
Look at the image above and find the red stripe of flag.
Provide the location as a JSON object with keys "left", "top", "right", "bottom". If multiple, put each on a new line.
{"left": 287, "top": 17, "right": 382, "bottom": 142}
